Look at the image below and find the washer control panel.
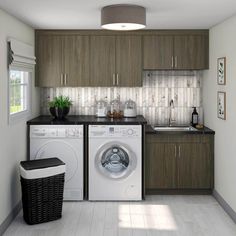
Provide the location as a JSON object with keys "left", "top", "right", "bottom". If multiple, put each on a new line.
{"left": 89, "top": 125, "right": 142, "bottom": 138}
{"left": 30, "top": 125, "right": 83, "bottom": 138}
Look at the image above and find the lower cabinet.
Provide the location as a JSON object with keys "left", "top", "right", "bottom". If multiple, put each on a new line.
{"left": 146, "top": 142, "right": 177, "bottom": 189}
{"left": 145, "top": 134, "right": 214, "bottom": 193}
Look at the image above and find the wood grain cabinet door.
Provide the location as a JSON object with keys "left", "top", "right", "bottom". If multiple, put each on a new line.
{"left": 64, "top": 36, "right": 90, "bottom": 86}
{"left": 89, "top": 36, "right": 116, "bottom": 87}
{"left": 199, "top": 141, "right": 213, "bottom": 188}
{"left": 36, "top": 35, "right": 63, "bottom": 87}
{"left": 177, "top": 142, "right": 212, "bottom": 189}
{"left": 143, "top": 35, "right": 174, "bottom": 70}
{"left": 145, "top": 139, "right": 177, "bottom": 190}
{"left": 174, "top": 35, "right": 209, "bottom": 70}
{"left": 116, "top": 36, "right": 142, "bottom": 87}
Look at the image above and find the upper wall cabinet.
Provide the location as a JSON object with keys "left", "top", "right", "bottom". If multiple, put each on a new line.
{"left": 64, "top": 36, "right": 90, "bottom": 86}
{"left": 143, "top": 35, "right": 173, "bottom": 70}
{"left": 89, "top": 36, "right": 116, "bottom": 87}
{"left": 89, "top": 35, "right": 142, "bottom": 87}
{"left": 143, "top": 32, "right": 209, "bottom": 70}
{"left": 35, "top": 30, "right": 209, "bottom": 87}
{"left": 174, "top": 35, "right": 209, "bottom": 70}
{"left": 36, "top": 35, "right": 62, "bottom": 87}
{"left": 116, "top": 36, "right": 142, "bottom": 87}
{"left": 36, "top": 34, "right": 90, "bottom": 87}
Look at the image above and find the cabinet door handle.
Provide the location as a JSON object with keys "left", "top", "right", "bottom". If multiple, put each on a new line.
{"left": 174, "top": 145, "right": 177, "bottom": 157}
{"left": 175, "top": 56, "right": 178, "bottom": 68}
{"left": 178, "top": 145, "right": 181, "bottom": 157}
{"left": 112, "top": 74, "right": 115, "bottom": 86}
{"left": 171, "top": 56, "right": 174, "bottom": 68}
{"left": 64, "top": 73, "right": 67, "bottom": 86}
{"left": 60, "top": 74, "right": 64, "bottom": 86}
{"left": 116, "top": 73, "right": 119, "bottom": 86}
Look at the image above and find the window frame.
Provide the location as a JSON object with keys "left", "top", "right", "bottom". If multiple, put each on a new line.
{"left": 8, "top": 65, "right": 32, "bottom": 125}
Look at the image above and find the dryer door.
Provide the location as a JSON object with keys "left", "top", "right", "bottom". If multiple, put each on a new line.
{"left": 96, "top": 142, "right": 137, "bottom": 179}
{"left": 34, "top": 140, "right": 78, "bottom": 184}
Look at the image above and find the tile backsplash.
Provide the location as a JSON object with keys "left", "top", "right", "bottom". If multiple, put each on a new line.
{"left": 40, "top": 71, "right": 203, "bottom": 125}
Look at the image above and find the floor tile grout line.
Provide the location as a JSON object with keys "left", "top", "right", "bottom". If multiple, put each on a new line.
{"left": 88, "top": 202, "right": 95, "bottom": 236}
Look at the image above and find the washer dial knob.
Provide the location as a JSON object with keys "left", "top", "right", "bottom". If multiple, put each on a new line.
{"left": 127, "top": 129, "right": 134, "bottom": 135}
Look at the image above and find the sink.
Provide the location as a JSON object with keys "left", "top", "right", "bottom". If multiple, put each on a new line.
{"left": 153, "top": 126, "right": 197, "bottom": 132}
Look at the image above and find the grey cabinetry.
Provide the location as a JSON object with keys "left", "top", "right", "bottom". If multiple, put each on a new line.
{"left": 89, "top": 36, "right": 116, "bottom": 87}
{"left": 35, "top": 30, "right": 209, "bottom": 87}
{"left": 146, "top": 139, "right": 177, "bottom": 189}
{"left": 143, "top": 35, "right": 173, "bottom": 70}
{"left": 145, "top": 134, "right": 214, "bottom": 193}
{"left": 174, "top": 35, "right": 209, "bottom": 70}
{"left": 177, "top": 141, "right": 212, "bottom": 188}
{"left": 116, "top": 36, "right": 142, "bottom": 87}
{"left": 143, "top": 32, "right": 209, "bottom": 70}
{"left": 36, "top": 34, "right": 90, "bottom": 87}
{"left": 90, "top": 35, "right": 142, "bottom": 87}
{"left": 64, "top": 36, "right": 90, "bottom": 86}
{"left": 36, "top": 35, "right": 62, "bottom": 87}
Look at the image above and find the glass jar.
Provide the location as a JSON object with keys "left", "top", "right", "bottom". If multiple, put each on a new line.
{"left": 95, "top": 100, "right": 107, "bottom": 117}
{"left": 107, "top": 99, "right": 123, "bottom": 118}
{"left": 124, "top": 99, "right": 137, "bottom": 117}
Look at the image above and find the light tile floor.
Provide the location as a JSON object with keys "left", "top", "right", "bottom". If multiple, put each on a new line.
{"left": 3, "top": 195, "right": 236, "bottom": 236}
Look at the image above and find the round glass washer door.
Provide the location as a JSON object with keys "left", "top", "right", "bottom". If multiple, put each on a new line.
{"left": 96, "top": 142, "right": 137, "bottom": 180}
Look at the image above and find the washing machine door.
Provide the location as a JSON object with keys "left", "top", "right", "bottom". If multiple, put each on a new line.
{"left": 96, "top": 142, "right": 136, "bottom": 179}
{"left": 34, "top": 140, "right": 78, "bottom": 184}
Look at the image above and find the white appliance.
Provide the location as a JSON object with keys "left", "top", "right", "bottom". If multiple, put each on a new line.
{"left": 30, "top": 125, "right": 84, "bottom": 201}
{"left": 89, "top": 125, "right": 142, "bottom": 201}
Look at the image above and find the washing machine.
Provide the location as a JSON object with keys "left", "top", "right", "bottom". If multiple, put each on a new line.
{"left": 89, "top": 125, "right": 142, "bottom": 201}
{"left": 30, "top": 125, "right": 84, "bottom": 201}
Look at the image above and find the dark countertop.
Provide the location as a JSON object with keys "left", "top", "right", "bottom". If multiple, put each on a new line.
{"left": 27, "top": 116, "right": 214, "bottom": 134}
{"left": 27, "top": 115, "right": 148, "bottom": 125}
{"left": 145, "top": 125, "right": 215, "bottom": 135}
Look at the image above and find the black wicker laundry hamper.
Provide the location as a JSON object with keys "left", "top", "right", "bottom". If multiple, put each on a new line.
{"left": 20, "top": 158, "right": 65, "bottom": 225}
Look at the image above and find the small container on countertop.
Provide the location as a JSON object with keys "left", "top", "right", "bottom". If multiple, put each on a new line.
{"left": 107, "top": 99, "right": 123, "bottom": 119}
{"left": 95, "top": 100, "right": 107, "bottom": 118}
{"left": 124, "top": 99, "right": 137, "bottom": 118}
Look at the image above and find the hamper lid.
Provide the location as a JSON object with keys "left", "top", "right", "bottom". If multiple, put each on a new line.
{"left": 20, "top": 158, "right": 66, "bottom": 179}
{"left": 20, "top": 158, "right": 65, "bottom": 170}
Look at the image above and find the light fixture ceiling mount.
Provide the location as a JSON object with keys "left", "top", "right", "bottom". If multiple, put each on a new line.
{"left": 101, "top": 4, "right": 146, "bottom": 31}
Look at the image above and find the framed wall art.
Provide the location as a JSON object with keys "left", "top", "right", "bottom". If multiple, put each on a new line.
{"left": 217, "top": 57, "right": 226, "bottom": 85}
{"left": 217, "top": 91, "right": 226, "bottom": 120}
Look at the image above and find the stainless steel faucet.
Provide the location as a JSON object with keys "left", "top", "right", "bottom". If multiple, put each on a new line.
{"left": 169, "top": 99, "right": 176, "bottom": 126}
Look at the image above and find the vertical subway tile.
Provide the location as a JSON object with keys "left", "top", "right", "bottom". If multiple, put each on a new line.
{"left": 177, "top": 88, "right": 185, "bottom": 107}
{"left": 40, "top": 71, "right": 203, "bottom": 125}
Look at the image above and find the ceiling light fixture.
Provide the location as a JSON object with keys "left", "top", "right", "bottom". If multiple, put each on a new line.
{"left": 101, "top": 4, "right": 146, "bottom": 31}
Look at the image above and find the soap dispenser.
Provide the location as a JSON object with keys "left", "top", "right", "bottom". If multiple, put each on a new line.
{"left": 191, "top": 107, "right": 198, "bottom": 127}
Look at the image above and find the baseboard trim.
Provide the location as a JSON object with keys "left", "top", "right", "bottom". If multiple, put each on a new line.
{"left": 213, "top": 189, "right": 236, "bottom": 224}
{"left": 0, "top": 201, "right": 21, "bottom": 236}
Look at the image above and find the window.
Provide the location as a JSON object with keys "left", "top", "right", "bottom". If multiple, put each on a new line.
{"left": 7, "top": 38, "right": 35, "bottom": 124}
{"left": 9, "top": 67, "right": 31, "bottom": 124}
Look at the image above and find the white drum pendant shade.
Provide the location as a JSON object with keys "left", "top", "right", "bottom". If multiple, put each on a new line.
{"left": 101, "top": 4, "right": 146, "bottom": 31}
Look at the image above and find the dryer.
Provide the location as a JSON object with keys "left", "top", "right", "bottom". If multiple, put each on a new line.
{"left": 88, "top": 125, "right": 142, "bottom": 201}
{"left": 30, "top": 125, "right": 84, "bottom": 201}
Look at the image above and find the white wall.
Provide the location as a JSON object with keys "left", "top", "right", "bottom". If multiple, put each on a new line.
{"left": 203, "top": 14, "right": 236, "bottom": 212}
{"left": 0, "top": 9, "right": 40, "bottom": 225}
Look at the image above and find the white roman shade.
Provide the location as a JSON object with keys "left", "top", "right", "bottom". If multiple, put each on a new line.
{"left": 8, "top": 38, "right": 36, "bottom": 69}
